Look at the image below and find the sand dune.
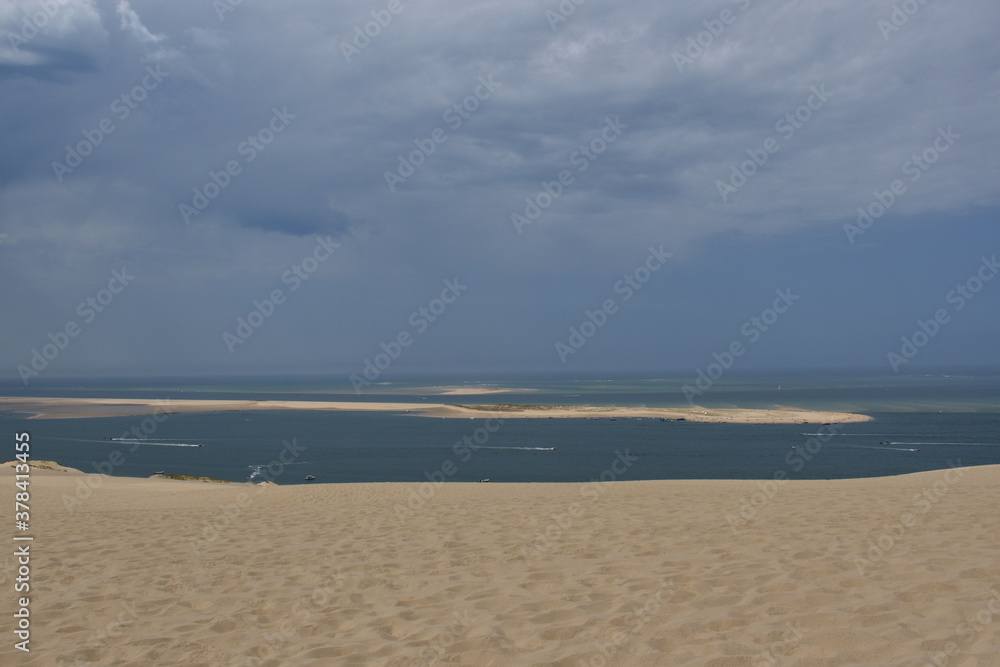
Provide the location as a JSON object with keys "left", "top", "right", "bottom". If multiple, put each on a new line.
{"left": 0, "top": 396, "right": 870, "bottom": 424}
{"left": 2, "top": 461, "right": 998, "bottom": 665}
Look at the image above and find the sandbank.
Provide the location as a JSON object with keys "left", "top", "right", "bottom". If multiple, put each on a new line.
{"left": 395, "top": 386, "right": 537, "bottom": 396}
{"left": 0, "top": 396, "right": 871, "bottom": 424}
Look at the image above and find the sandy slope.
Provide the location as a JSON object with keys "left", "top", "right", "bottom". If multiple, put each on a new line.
{"left": 1, "top": 461, "right": 998, "bottom": 666}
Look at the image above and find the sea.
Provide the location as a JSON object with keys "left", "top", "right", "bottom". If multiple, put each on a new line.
{"left": 2, "top": 372, "right": 998, "bottom": 484}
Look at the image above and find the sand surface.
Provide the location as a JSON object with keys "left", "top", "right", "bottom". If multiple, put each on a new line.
{"left": 2, "top": 461, "right": 998, "bottom": 666}
{"left": 0, "top": 397, "right": 870, "bottom": 424}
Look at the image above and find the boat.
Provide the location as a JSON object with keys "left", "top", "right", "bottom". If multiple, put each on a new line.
{"left": 304, "top": 475, "right": 315, "bottom": 481}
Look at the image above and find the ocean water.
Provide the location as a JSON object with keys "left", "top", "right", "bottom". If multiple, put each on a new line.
{"left": 2, "top": 373, "right": 998, "bottom": 484}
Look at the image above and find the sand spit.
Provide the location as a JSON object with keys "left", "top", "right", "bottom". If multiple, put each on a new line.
{"left": 0, "top": 396, "right": 870, "bottom": 424}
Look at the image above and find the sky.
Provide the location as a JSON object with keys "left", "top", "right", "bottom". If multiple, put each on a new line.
{"left": 1, "top": 0, "right": 998, "bottom": 384}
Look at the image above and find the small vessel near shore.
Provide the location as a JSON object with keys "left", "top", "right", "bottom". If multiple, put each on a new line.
{"left": 304, "top": 475, "right": 315, "bottom": 481}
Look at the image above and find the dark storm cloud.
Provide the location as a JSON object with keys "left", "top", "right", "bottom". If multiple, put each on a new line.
{"left": 1, "top": 0, "right": 998, "bottom": 379}
{"left": 0, "top": 44, "right": 99, "bottom": 80}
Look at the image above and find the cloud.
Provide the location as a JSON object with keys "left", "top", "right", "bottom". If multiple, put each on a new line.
{"left": 1, "top": 0, "right": 998, "bottom": 378}
{"left": 0, "top": 0, "right": 106, "bottom": 78}
{"left": 115, "top": 0, "right": 161, "bottom": 44}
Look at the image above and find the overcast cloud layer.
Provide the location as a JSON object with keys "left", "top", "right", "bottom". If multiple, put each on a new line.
{"left": 1, "top": 0, "right": 998, "bottom": 383}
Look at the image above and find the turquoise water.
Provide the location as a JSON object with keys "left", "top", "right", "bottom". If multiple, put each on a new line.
{"left": 2, "top": 373, "right": 998, "bottom": 483}
{"left": 7, "top": 371, "right": 999, "bottom": 411}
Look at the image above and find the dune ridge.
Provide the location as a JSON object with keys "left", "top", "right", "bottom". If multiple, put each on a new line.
{"left": 2, "top": 461, "right": 998, "bottom": 665}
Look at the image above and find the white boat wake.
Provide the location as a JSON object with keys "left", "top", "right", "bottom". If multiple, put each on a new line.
{"left": 478, "top": 446, "right": 556, "bottom": 451}
{"left": 827, "top": 445, "right": 919, "bottom": 452}
{"left": 799, "top": 433, "right": 925, "bottom": 437}
{"left": 885, "top": 442, "right": 999, "bottom": 447}
{"left": 113, "top": 440, "right": 203, "bottom": 447}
